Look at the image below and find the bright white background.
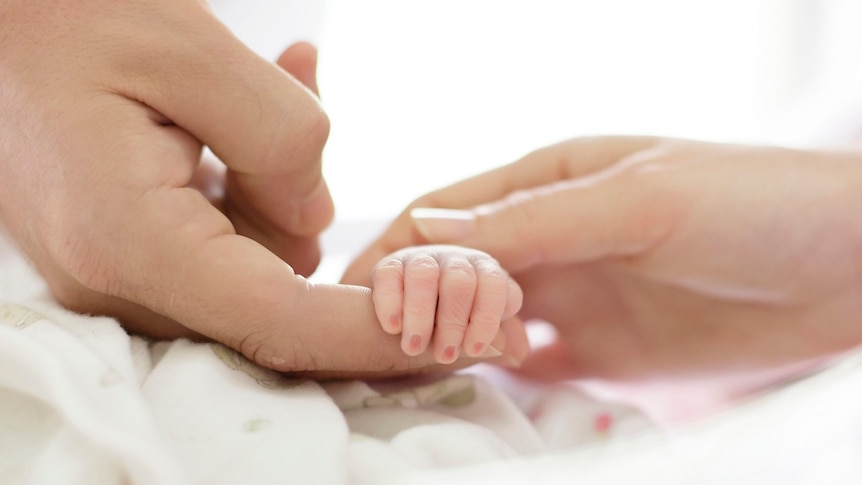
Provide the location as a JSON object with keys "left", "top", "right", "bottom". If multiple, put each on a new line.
{"left": 213, "top": 0, "right": 862, "bottom": 246}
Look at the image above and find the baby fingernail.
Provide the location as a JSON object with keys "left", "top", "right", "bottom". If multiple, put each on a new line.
{"left": 408, "top": 334, "right": 423, "bottom": 353}
{"left": 442, "top": 346, "right": 458, "bottom": 362}
{"left": 410, "top": 208, "right": 476, "bottom": 242}
{"left": 388, "top": 314, "right": 401, "bottom": 332}
{"left": 472, "top": 342, "right": 485, "bottom": 355}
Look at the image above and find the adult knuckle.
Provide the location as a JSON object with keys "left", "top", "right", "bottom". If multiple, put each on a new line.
{"left": 239, "top": 328, "right": 312, "bottom": 372}
{"left": 52, "top": 231, "right": 121, "bottom": 297}
{"left": 305, "top": 107, "right": 331, "bottom": 151}
{"left": 505, "top": 187, "right": 542, "bottom": 216}
{"left": 262, "top": 104, "right": 330, "bottom": 174}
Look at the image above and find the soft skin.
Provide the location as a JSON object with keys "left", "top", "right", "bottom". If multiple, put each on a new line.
{"left": 343, "top": 136, "right": 862, "bottom": 380}
{"left": 372, "top": 244, "right": 523, "bottom": 364}
{"left": 0, "top": 0, "right": 528, "bottom": 377}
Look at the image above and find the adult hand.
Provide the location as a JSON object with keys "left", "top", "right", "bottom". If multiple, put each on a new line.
{"left": 0, "top": 0, "right": 528, "bottom": 377}
{"left": 343, "top": 136, "right": 862, "bottom": 379}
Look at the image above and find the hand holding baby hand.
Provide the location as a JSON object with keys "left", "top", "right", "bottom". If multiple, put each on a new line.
{"left": 347, "top": 136, "right": 862, "bottom": 379}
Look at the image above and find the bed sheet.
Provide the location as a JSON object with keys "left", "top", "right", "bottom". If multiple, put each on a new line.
{"left": 2, "top": 227, "right": 861, "bottom": 485}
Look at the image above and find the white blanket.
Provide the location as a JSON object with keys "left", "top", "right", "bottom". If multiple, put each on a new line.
{"left": 3, "top": 227, "right": 862, "bottom": 485}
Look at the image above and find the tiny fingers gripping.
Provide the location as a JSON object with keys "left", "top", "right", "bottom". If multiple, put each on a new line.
{"left": 371, "top": 258, "right": 406, "bottom": 335}
{"left": 371, "top": 245, "right": 521, "bottom": 364}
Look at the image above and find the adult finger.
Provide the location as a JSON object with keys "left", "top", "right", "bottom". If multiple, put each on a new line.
{"left": 299, "top": 313, "right": 530, "bottom": 381}
{"left": 341, "top": 136, "right": 660, "bottom": 284}
{"left": 225, "top": 41, "right": 335, "bottom": 276}
{"left": 409, "top": 161, "right": 687, "bottom": 271}
{"left": 118, "top": 5, "right": 333, "bottom": 270}
{"left": 59, "top": 177, "right": 528, "bottom": 375}
{"left": 53, "top": 106, "right": 528, "bottom": 375}
{"left": 417, "top": 136, "right": 662, "bottom": 210}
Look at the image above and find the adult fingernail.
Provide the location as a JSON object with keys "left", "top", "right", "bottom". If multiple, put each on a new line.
{"left": 479, "top": 344, "right": 503, "bottom": 358}
{"left": 501, "top": 352, "right": 523, "bottom": 368}
{"left": 410, "top": 208, "right": 476, "bottom": 242}
{"left": 488, "top": 329, "right": 524, "bottom": 368}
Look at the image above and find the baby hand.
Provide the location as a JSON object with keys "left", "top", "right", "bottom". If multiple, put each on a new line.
{"left": 371, "top": 245, "right": 523, "bottom": 364}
